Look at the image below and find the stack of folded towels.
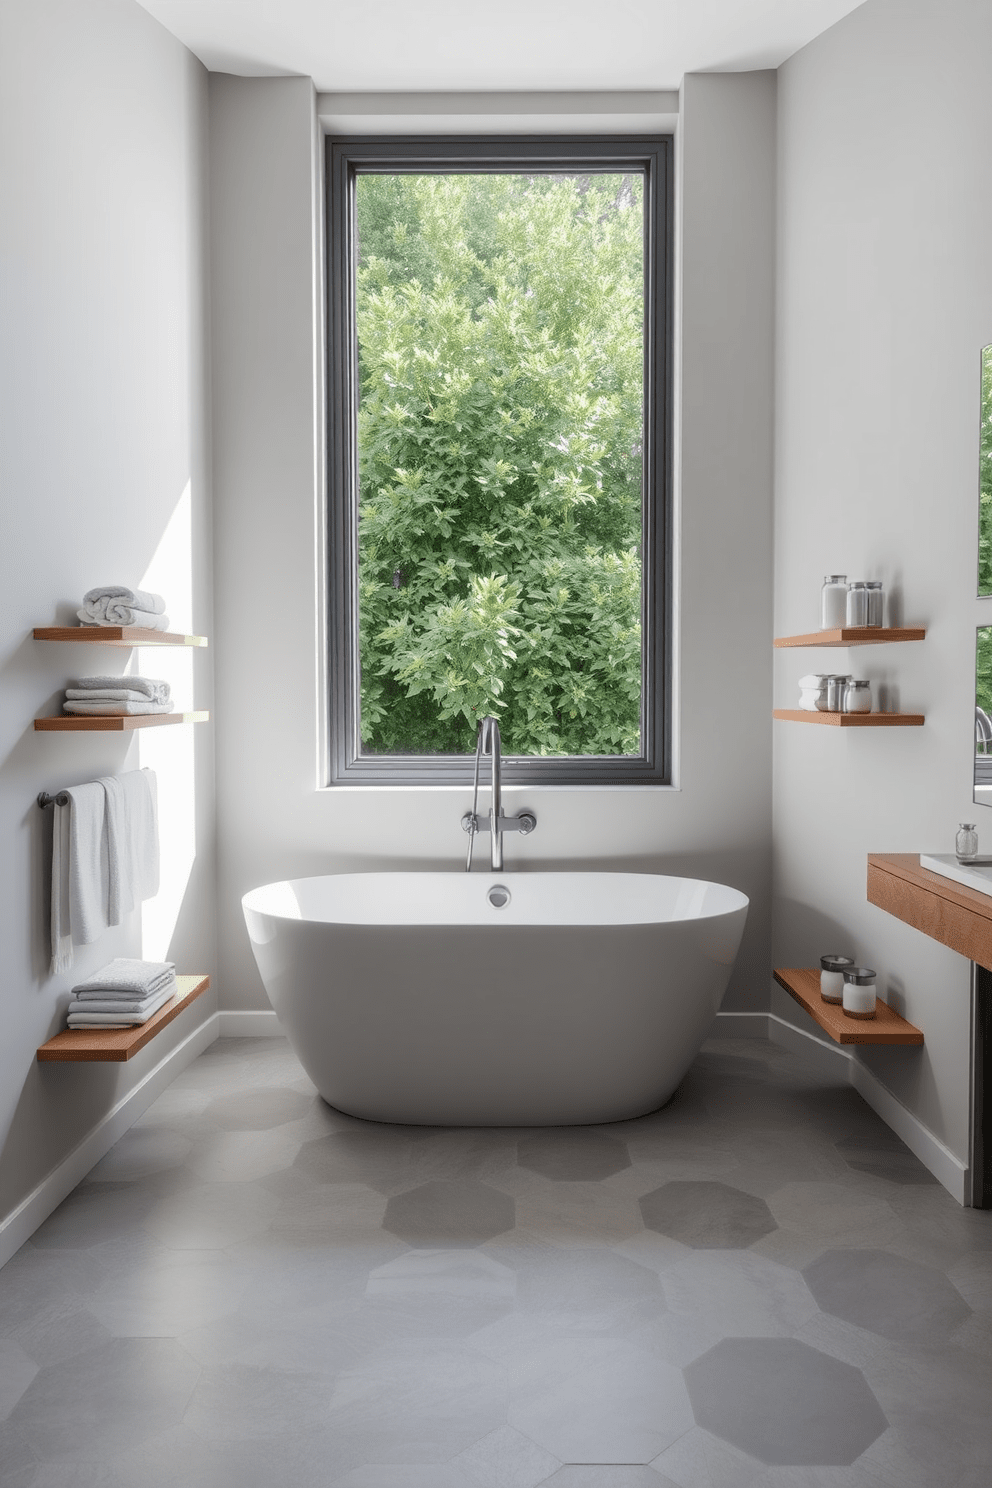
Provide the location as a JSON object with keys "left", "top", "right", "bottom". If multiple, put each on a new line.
{"left": 62, "top": 676, "right": 173, "bottom": 717}
{"left": 78, "top": 585, "right": 170, "bottom": 632}
{"left": 67, "top": 958, "right": 177, "bottom": 1028}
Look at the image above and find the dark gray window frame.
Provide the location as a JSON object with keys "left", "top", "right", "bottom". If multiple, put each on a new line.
{"left": 326, "top": 135, "right": 673, "bottom": 786}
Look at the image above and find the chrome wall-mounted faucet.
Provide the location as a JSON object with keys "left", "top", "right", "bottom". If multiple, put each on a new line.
{"left": 461, "top": 715, "right": 536, "bottom": 871}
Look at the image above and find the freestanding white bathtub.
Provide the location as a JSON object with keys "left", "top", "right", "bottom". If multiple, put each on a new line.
{"left": 242, "top": 872, "right": 749, "bottom": 1126}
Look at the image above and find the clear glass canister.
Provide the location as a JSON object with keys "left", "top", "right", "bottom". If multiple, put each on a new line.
{"left": 826, "top": 674, "right": 853, "bottom": 711}
{"left": 846, "top": 581, "right": 870, "bottom": 627}
{"left": 956, "top": 824, "right": 979, "bottom": 862}
{"left": 843, "top": 679, "right": 871, "bottom": 713}
{"left": 866, "top": 580, "right": 884, "bottom": 627}
{"left": 843, "top": 967, "right": 877, "bottom": 1020}
{"left": 820, "top": 954, "right": 854, "bottom": 1003}
{"left": 820, "top": 575, "right": 847, "bottom": 629}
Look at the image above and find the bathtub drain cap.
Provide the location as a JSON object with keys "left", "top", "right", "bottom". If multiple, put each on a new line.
{"left": 488, "top": 885, "right": 511, "bottom": 909}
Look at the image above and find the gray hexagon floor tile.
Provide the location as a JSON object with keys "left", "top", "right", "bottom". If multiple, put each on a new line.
{"left": 448, "top": 1423, "right": 561, "bottom": 1485}
{"left": 31, "top": 1181, "right": 155, "bottom": 1250}
{"left": 206, "top": 1086, "right": 313, "bottom": 1129}
{"left": 383, "top": 1181, "right": 515, "bottom": 1247}
{"left": 512, "top": 1245, "right": 663, "bottom": 1316}
{"left": 184, "top": 1360, "right": 337, "bottom": 1440}
{"left": 639, "top": 1181, "right": 777, "bottom": 1248}
{"left": 509, "top": 1342, "right": 693, "bottom": 1463}
{"left": 85, "top": 1125, "right": 192, "bottom": 1183}
{"left": 518, "top": 1131, "right": 632, "bottom": 1181}
{"left": 0, "top": 1339, "right": 38, "bottom": 1421}
{"left": 327, "top": 1338, "right": 507, "bottom": 1462}
{"left": 835, "top": 1130, "right": 939, "bottom": 1186}
{"left": 684, "top": 1337, "right": 887, "bottom": 1466}
{"left": 86, "top": 1249, "right": 247, "bottom": 1338}
{"left": 803, "top": 1248, "right": 971, "bottom": 1345}
{"left": 5, "top": 1337, "right": 200, "bottom": 1458}
{"left": 144, "top": 1179, "right": 278, "bottom": 1249}
{"left": 542, "top": 1471, "right": 679, "bottom": 1488}
{"left": 294, "top": 1129, "right": 415, "bottom": 1191}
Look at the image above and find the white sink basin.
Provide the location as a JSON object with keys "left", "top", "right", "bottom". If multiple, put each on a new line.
{"left": 919, "top": 853, "right": 992, "bottom": 898}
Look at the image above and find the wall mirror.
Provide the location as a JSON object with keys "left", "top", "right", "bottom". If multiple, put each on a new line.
{"left": 976, "top": 626, "right": 992, "bottom": 804}
{"left": 979, "top": 345, "right": 992, "bottom": 593}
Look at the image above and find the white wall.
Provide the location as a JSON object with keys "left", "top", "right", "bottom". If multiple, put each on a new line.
{"left": 209, "top": 75, "right": 777, "bottom": 1013}
{"left": 0, "top": 0, "right": 215, "bottom": 1242}
{"left": 773, "top": 0, "right": 992, "bottom": 1167}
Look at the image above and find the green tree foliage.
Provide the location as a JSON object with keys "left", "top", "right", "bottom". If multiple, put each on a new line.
{"left": 355, "top": 172, "right": 644, "bottom": 755}
{"left": 979, "top": 346, "right": 992, "bottom": 595}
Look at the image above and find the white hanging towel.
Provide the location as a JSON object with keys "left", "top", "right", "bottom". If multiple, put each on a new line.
{"left": 100, "top": 770, "right": 160, "bottom": 925}
{"left": 50, "top": 784, "right": 109, "bottom": 974}
{"left": 49, "top": 773, "right": 160, "bottom": 972}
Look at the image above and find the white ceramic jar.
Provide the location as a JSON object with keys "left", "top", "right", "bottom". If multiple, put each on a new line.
{"left": 843, "top": 967, "right": 877, "bottom": 1019}
{"left": 820, "top": 954, "right": 855, "bottom": 1004}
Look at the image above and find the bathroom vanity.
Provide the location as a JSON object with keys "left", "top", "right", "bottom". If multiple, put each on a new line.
{"left": 867, "top": 853, "right": 991, "bottom": 1207}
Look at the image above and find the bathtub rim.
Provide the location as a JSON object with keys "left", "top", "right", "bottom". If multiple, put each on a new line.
{"left": 242, "top": 869, "right": 749, "bottom": 930}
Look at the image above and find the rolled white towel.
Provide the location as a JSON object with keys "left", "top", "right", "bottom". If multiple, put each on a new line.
{"left": 77, "top": 605, "right": 171, "bottom": 632}
{"left": 66, "top": 676, "right": 171, "bottom": 703}
{"left": 62, "top": 700, "right": 174, "bottom": 716}
{"left": 72, "top": 957, "right": 175, "bottom": 998}
{"left": 81, "top": 586, "right": 166, "bottom": 616}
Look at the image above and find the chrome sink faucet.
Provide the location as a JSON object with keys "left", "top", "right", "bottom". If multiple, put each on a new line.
{"left": 461, "top": 715, "right": 536, "bottom": 871}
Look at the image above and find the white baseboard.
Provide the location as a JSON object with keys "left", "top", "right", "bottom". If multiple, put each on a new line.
{"left": 217, "top": 1009, "right": 282, "bottom": 1037}
{"left": 0, "top": 1011, "right": 220, "bottom": 1271}
{"left": 709, "top": 1011, "right": 770, "bottom": 1038}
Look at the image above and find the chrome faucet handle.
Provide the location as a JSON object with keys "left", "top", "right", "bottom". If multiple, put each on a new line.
{"left": 462, "top": 810, "right": 537, "bottom": 835}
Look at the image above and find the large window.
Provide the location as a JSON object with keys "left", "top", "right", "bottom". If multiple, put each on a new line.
{"left": 326, "top": 137, "right": 672, "bottom": 785}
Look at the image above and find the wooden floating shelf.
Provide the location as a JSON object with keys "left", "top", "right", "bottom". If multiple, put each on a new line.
{"left": 37, "top": 975, "right": 210, "bottom": 1062}
{"left": 773, "top": 709, "right": 924, "bottom": 727}
{"left": 35, "top": 711, "right": 209, "bottom": 732}
{"left": 34, "top": 627, "right": 207, "bottom": 647}
{"left": 773, "top": 967, "right": 923, "bottom": 1046}
{"left": 774, "top": 627, "right": 926, "bottom": 648}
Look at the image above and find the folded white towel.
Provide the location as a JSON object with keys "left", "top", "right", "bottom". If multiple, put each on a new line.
{"left": 81, "top": 586, "right": 166, "bottom": 616}
{"left": 74, "top": 981, "right": 174, "bottom": 1003}
{"left": 68, "top": 998, "right": 173, "bottom": 1028}
{"left": 68, "top": 985, "right": 175, "bottom": 1018}
{"left": 72, "top": 957, "right": 175, "bottom": 998}
{"left": 62, "top": 700, "right": 174, "bottom": 715}
{"left": 65, "top": 689, "right": 170, "bottom": 705}
{"left": 50, "top": 784, "right": 110, "bottom": 974}
{"left": 68, "top": 1021, "right": 136, "bottom": 1029}
{"left": 66, "top": 676, "right": 171, "bottom": 703}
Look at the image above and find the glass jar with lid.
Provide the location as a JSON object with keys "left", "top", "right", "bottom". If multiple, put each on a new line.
{"left": 865, "top": 580, "right": 884, "bottom": 627}
{"left": 846, "top": 581, "right": 870, "bottom": 627}
{"left": 820, "top": 954, "right": 854, "bottom": 1004}
{"left": 820, "top": 575, "right": 848, "bottom": 629}
{"left": 826, "top": 674, "right": 853, "bottom": 711}
{"left": 956, "top": 824, "right": 979, "bottom": 863}
{"left": 843, "top": 679, "right": 871, "bottom": 713}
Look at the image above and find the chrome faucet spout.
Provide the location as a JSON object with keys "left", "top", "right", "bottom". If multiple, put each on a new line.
{"left": 461, "top": 715, "right": 537, "bottom": 870}
{"left": 486, "top": 717, "right": 503, "bottom": 871}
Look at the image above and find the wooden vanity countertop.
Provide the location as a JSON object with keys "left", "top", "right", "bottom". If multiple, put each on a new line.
{"left": 867, "top": 853, "right": 992, "bottom": 971}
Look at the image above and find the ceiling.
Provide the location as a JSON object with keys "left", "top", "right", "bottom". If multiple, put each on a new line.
{"left": 134, "top": 0, "right": 867, "bottom": 92}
